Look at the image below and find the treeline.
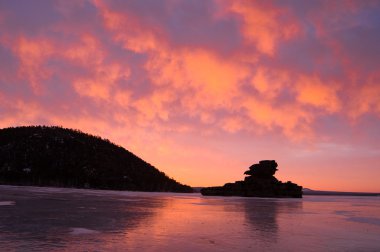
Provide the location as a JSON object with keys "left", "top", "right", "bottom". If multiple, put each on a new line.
{"left": 0, "top": 126, "right": 193, "bottom": 193}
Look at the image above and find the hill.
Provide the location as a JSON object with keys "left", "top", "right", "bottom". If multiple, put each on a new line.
{"left": 0, "top": 126, "right": 193, "bottom": 192}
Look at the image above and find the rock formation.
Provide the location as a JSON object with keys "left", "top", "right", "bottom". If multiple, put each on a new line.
{"left": 201, "top": 160, "right": 302, "bottom": 198}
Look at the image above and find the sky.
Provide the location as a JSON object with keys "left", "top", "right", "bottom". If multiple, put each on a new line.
{"left": 1, "top": 0, "right": 380, "bottom": 192}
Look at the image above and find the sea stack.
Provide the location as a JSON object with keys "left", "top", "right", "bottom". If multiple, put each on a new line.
{"left": 201, "top": 160, "right": 302, "bottom": 198}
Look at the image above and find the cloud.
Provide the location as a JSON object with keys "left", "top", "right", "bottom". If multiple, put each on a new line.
{"left": 295, "top": 75, "right": 341, "bottom": 113}
{"left": 0, "top": 36, "right": 54, "bottom": 94}
{"left": 349, "top": 78, "right": 380, "bottom": 118}
{"left": 226, "top": 1, "right": 300, "bottom": 55}
{"left": 1, "top": 0, "right": 379, "bottom": 138}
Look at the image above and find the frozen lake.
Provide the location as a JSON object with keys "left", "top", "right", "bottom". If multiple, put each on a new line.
{"left": 0, "top": 185, "right": 379, "bottom": 251}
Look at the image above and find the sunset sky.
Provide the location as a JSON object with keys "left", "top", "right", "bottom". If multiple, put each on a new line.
{"left": 1, "top": 0, "right": 380, "bottom": 192}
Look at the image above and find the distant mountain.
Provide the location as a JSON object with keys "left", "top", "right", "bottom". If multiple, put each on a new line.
{"left": 0, "top": 126, "right": 193, "bottom": 193}
{"left": 303, "top": 188, "right": 379, "bottom": 196}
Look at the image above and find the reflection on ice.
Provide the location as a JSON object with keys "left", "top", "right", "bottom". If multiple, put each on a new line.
{"left": 242, "top": 199, "right": 302, "bottom": 241}
{"left": 0, "top": 185, "right": 379, "bottom": 251}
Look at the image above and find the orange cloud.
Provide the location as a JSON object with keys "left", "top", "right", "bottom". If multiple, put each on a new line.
{"left": 93, "top": 0, "right": 340, "bottom": 142}
{"left": 0, "top": 97, "right": 42, "bottom": 128}
{"left": 12, "top": 37, "right": 54, "bottom": 93}
{"left": 133, "top": 90, "right": 174, "bottom": 122}
{"left": 94, "top": 0, "right": 161, "bottom": 53}
{"left": 147, "top": 49, "right": 249, "bottom": 110}
{"left": 73, "top": 63, "right": 129, "bottom": 100}
{"left": 114, "top": 90, "right": 132, "bottom": 108}
{"left": 296, "top": 75, "right": 341, "bottom": 113}
{"left": 242, "top": 97, "right": 313, "bottom": 140}
{"left": 65, "top": 34, "right": 104, "bottom": 65}
{"left": 348, "top": 76, "right": 380, "bottom": 118}
{"left": 227, "top": 1, "right": 299, "bottom": 55}
{"left": 220, "top": 116, "right": 244, "bottom": 133}
{"left": 251, "top": 67, "right": 290, "bottom": 99}
{"left": 61, "top": 34, "right": 131, "bottom": 100}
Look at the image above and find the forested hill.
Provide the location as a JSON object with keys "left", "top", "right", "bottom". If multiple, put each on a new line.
{"left": 0, "top": 126, "right": 193, "bottom": 193}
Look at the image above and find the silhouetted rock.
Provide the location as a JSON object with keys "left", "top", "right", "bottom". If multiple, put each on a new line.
{"left": 0, "top": 126, "right": 193, "bottom": 193}
{"left": 201, "top": 160, "right": 302, "bottom": 198}
{"left": 244, "top": 160, "right": 278, "bottom": 178}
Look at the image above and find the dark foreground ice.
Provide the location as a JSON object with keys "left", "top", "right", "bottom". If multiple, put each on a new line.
{"left": 0, "top": 185, "right": 379, "bottom": 251}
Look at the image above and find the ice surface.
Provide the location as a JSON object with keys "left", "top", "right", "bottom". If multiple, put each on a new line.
{"left": 347, "top": 217, "right": 380, "bottom": 226}
{"left": 0, "top": 185, "right": 379, "bottom": 251}
{"left": 70, "top": 227, "right": 100, "bottom": 235}
{"left": 0, "top": 201, "right": 15, "bottom": 206}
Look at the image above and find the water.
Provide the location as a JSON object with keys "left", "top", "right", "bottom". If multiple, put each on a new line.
{"left": 0, "top": 185, "right": 379, "bottom": 251}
